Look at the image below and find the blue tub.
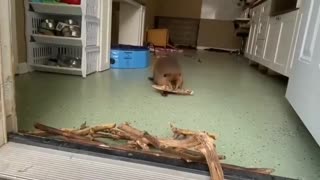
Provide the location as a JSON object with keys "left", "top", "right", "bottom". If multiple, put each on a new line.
{"left": 110, "top": 45, "right": 150, "bottom": 69}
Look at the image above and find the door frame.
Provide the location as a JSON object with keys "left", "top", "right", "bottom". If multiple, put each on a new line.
{"left": 98, "top": 0, "right": 112, "bottom": 72}
{"left": 118, "top": 1, "right": 146, "bottom": 46}
{"left": 0, "top": 38, "right": 7, "bottom": 146}
{"left": 286, "top": 0, "right": 320, "bottom": 145}
{"left": 0, "top": 0, "right": 18, "bottom": 145}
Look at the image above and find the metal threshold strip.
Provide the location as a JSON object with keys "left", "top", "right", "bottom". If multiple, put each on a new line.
{"left": 0, "top": 133, "right": 296, "bottom": 180}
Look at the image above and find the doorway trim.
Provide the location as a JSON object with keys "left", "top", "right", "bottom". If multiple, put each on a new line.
{"left": 0, "top": 39, "right": 7, "bottom": 146}
{"left": 0, "top": 0, "right": 18, "bottom": 144}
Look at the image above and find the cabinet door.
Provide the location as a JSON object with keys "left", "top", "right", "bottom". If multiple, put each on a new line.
{"left": 256, "top": 19, "right": 268, "bottom": 40}
{"left": 286, "top": 0, "right": 320, "bottom": 146}
{"left": 271, "top": 11, "right": 298, "bottom": 76}
{"left": 246, "top": 23, "right": 257, "bottom": 57}
{"left": 256, "top": 1, "right": 270, "bottom": 40}
{"left": 248, "top": 7, "right": 261, "bottom": 61}
{"left": 245, "top": 21, "right": 254, "bottom": 57}
{"left": 98, "top": 0, "right": 112, "bottom": 72}
{"left": 255, "top": 40, "right": 265, "bottom": 59}
{"left": 0, "top": 44, "right": 7, "bottom": 146}
{"left": 263, "top": 17, "right": 281, "bottom": 67}
{"left": 245, "top": 9, "right": 258, "bottom": 58}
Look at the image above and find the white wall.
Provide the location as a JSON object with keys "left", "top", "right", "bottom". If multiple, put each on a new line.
{"left": 201, "top": 0, "right": 242, "bottom": 20}
{"left": 98, "top": 0, "right": 112, "bottom": 71}
{"left": 118, "top": 3, "right": 145, "bottom": 46}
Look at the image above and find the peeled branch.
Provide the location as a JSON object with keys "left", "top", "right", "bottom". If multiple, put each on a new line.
{"left": 31, "top": 122, "right": 274, "bottom": 179}
{"left": 91, "top": 123, "right": 116, "bottom": 133}
{"left": 35, "top": 123, "right": 89, "bottom": 141}
{"left": 170, "top": 124, "right": 218, "bottom": 140}
{"left": 196, "top": 133, "right": 224, "bottom": 180}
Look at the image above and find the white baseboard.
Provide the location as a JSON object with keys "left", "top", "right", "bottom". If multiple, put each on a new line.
{"left": 197, "top": 46, "right": 239, "bottom": 52}
{"left": 16, "top": 63, "right": 30, "bottom": 75}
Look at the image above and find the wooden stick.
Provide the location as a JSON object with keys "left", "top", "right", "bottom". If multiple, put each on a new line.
{"left": 104, "top": 128, "right": 133, "bottom": 140}
{"left": 159, "top": 136, "right": 200, "bottom": 148}
{"left": 196, "top": 133, "right": 224, "bottom": 180}
{"left": 33, "top": 123, "right": 273, "bottom": 177}
{"left": 115, "top": 125, "right": 226, "bottom": 163}
{"left": 118, "top": 123, "right": 145, "bottom": 137}
{"left": 60, "top": 128, "right": 75, "bottom": 132}
{"left": 79, "top": 121, "right": 88, "bottom": 130}
{"left": 118, "top": 123, "right": 150, "bottom": 146}
{"left": 152, "top": 85, "right": 194, "bottom": 96}
{"left": 34, "top": 123, "right": 89, "bottom": 141}
{"left": 170, "top": 124, "right": 218, "bottom": 140}
{"left": 143, "top": 132, "right": 200, "bottom": 160}
{"left": 91, "top": 123, "right": 116, "bottom": 133}
{"left": 91, "top": 132, "right": 121, "bottom": 140}
{"left": 72, "top": 127, "right": 91, "bottom": 136}
{"left": 62, "top": 123, "right": 116, "bottom": 136}
{"left": 136, "top": 139, "right": 150, "bottom": 151}
{"left": 142, "top": 131, "right": 161, "bottom": 148}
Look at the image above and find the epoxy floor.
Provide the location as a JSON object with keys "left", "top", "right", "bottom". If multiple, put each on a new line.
{"left": 15, "top": 51, "right": 320, "bottom": 180}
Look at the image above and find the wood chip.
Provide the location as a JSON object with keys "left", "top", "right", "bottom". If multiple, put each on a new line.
{"left": 152, "top": 85, "right": 194, "bottom": 95}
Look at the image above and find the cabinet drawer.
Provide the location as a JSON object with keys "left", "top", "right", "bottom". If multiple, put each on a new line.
{"left": 251, "top": 7, "right": 260, "bottom": 23}
{"left": 257, "top": 19, "right": 269, "bottom": 39}
{"left": 255, "top": 40, "right": 265, "bottom": 58}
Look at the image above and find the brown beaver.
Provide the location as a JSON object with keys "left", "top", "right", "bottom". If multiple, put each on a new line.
{"left": 149, "top": 56, "right": 183, "bottom": 96}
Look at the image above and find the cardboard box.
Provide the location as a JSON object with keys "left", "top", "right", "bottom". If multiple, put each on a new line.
{"left": 147, "top": 29, "right": 169, "bottom": 47}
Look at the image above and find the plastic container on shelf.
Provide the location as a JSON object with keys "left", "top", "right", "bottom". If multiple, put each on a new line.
{"left": 110, "top": 45, "right": 150, "bottom": 69}
{"left": 25, "top": 0, "right": 101, "bottom": 77}
{"left": 61, "top": 0, "right": 81, "bottom": 5}
{"left": 28, "top": 43, "right": 99, "bottom": 76}
{"left": 28, "top": 12, "right": 99, "bottom": 46}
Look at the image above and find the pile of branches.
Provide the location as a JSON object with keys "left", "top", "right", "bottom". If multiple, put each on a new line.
{"left": 28, "top": 122, "right": 274, "bottom": 180}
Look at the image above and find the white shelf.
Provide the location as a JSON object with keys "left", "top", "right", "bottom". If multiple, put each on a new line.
{"left": 26, "top": 0, "right": 101, "bottom": 77}
{"left": 31, "top": 64, "right": 82, "bottom": 76}
{"left": 30, "top": 2, "right": 82, "bottom": 16}
{"left": 32, "top": 34, "right": 82, "bottom": 46}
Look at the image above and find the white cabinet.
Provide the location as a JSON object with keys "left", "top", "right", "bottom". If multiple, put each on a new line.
{"left": 245, "top": 8, "right": 258, "bottom": 58}
{"left": 245, "top": 1, "right": 270, "bottom": 61}
{"left": 245, "top": 1, "right": 300, "bottom": 77}
{"left": 263, "top": 11, "right": 299, "bottom": 76}
{"left": 273, "top": 12, "right": 298, "bottom": 76}
{"left": 263, "top": 17, "right": 281, "bottom": 66}
{"left": 254, "top": 40, "right": 266, "bottom": 60}
{"left": 286, "top": 0, "right": 320, "bottom": 146}
{"left": 25, "top": 0, "right": 102, "bottom": 78}
{"left": 245, "top": 20, "right": 258, "bottom": 58}
{"left": 256, "top": 1, "right": 270, "bottom": 40}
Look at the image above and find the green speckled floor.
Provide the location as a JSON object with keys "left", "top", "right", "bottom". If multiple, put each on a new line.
{"left": 15, "top": 51, "right": 320, "bottom": 179}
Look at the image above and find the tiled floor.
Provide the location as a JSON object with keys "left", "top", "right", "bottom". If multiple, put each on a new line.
{"left": 15, "top": 51, "right": 320, "bottom": 180}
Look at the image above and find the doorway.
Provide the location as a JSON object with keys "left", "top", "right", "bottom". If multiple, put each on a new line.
{"left": 2, "top": 0, "right": 320, "bottom": 180}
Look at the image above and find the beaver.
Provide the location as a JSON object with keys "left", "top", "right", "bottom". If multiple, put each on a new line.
{"left": 149, "top": 56, "right": 183, "bottom": 96}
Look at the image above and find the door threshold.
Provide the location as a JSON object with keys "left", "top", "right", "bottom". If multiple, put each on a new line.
{"left": 0, "top": 142, "right": 210, "bottom": 180}
{"left": 4, "top": 133, "right": 296, "bottom": 180}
